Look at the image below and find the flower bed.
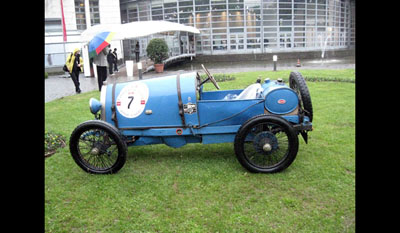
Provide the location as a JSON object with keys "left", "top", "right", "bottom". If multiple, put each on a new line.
{"left": 45, "top": 131, "right": 66, "bottom": 158}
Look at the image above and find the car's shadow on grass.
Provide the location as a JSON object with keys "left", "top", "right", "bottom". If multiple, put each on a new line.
{"left": 124, "top": 142, "right": 242, "bottom": 173}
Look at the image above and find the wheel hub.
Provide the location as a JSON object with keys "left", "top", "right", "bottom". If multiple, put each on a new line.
{"left": 253, "top": 131, "right": 278, "bottom": 155}
{"left": 90, "top": 147, "right": 100, "bottom": 155}
{"left": 90, "top": 141, "right": 112, "bottom": 156}
{"left": 263, "top": 143, "right": 272, "bottom": 152}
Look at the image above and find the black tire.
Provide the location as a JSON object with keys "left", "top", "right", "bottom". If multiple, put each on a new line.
{"left": 69, "top": 120, "right": 127, "bottom": 174}
{"left": 234, "top": 115, "right": 299, "bottom": 173}
{"left": 289, "top": 71, "right": 313, "bottom": 122}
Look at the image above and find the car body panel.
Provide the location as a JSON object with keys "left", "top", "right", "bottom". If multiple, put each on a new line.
{"left": 104, "top": 72, "right": 199, "bottom": 129}
{"left": 94, "top": 71, "right": 311, "bottom": 148}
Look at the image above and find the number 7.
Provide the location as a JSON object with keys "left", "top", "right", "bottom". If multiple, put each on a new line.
{"left": 128, "top": 96, "right": 134, "bottom": 109}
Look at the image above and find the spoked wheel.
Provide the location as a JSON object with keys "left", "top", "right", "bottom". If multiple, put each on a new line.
{"left": 234, "top": 115, "right": 299, "bottom": 173}
{"left": 69, "top": 120, "right": 127, "bottom": 174}
{"left": 289, "top": 71, "right": 313, "bottom": 122}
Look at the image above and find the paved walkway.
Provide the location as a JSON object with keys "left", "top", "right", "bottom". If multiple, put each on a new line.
{"left": 45, "top": 56, "right": 355, "bottom": 103}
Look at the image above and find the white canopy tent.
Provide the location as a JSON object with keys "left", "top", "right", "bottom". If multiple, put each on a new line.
{"left": 80, "top": 21, "right": 200, "bottom": 42}
{"left": 79, "top": 21, "right": 200, "bottom": 76}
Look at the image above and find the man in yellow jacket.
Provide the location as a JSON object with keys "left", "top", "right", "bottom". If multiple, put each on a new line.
{"left": 65, "top": 48, "right": 84, "bottom": 93}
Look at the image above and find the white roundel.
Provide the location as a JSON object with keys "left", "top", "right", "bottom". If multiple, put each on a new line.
{"left": 116, "top": 82, "right": 149, "bottom": 118}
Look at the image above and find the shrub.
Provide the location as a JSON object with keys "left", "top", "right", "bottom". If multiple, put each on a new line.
{"left": 45, "top": 72, "right": 49, "bottom": 79}
{"left": 303, "top": 76, "right": 355, "bottom": 83}
{"left": 200, "top": 74, "right": 236, "bottom": 82}
{"left": 146, "top": 38, "right": 169, "bottom": 64}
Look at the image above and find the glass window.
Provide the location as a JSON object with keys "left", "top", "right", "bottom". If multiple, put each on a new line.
{"left": 229, "top": 10, "right": 244, "bottom": 27}
{"left": 229, "top": 3, "right": 244, "bottom": 10}
{"left": 279, "top": 3, "right": 291, "bottom": 9}
{"left": 45, "top": 43, "right": 65, "bottom": 54}
{"left": 45, "top": 19, "right": 62, "bottom": 33}
{"left": 212, "top": 4, "right": 227, "bottom": 11}
{"left": 128, "top": 5, "right": 138, "bottom": 22}
{"left": 138, "top": 2, "right": 150, "bottom": 21}
{"left": 121, "top": 8, "right": 127, "bottom": 23}
{"left": 180, "top": 12, "right": 193, "bottom": 18}
{"left": 263, "top": 0, "right": 277, "bottom": 8}
{"left": 179, "top": 1, "right": 193, "bottom": 7}
{"left": 195, "top": 0, "right": 210, "bottom": 5}
{"left": 195, "top": 12, "right": 211, "bottom": 29}
{"left": 89, "top": 0, "right": 100, "bottom": 25}
{"left": 152, "top": 15, "right": 163, "bottom": 21}
{"left": 164, "top": 3, "right": 177, "bottom": 22}
{"left": 164, "top": 0, "right": 177, "bottom": 8}
{"left": 152, "top": 9, "right": 163, "bottom": 16}
{"left": 152, "top": 0, "right": 163, "bottom": 7}
{"left": 151, "top": 0, "right": 163, "bottom": 20}
{"left": 196, "top": 5, "right": 210, "bottom": 11}
{"left": 213, "top": 28, "right": 227, "bottom": 34}
{"left": 230, "top": 28, "right": 244, "bottom": 33}
{"left": 165, "top": 8, "right": 177, "bottom": 14}
{"left": 179, "top": 0, "right": 194, "bottom": 24}
{"left": 45, "top": 53, "right": 66, "bottom": 67}
{"left": 74, "top": 0, "right": 86, "bottom": 30}
{"left": 213, "top": 41, "right": 227, "bottom": 51}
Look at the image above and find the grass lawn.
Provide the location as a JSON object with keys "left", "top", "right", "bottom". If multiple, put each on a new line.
{"left": 45, "top": 69, "right": 355, "bottom": 232}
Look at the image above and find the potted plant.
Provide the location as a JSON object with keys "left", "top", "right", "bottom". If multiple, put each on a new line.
{"left": 146, "top": 38, "right": 169, "bottom": 73}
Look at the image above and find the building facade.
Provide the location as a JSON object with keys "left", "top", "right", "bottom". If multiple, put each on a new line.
{"left": 45, "top": 0, "right": 355, "bottom": 70}
{"left": 120, "top": 0, "right": 355, "bottom": 55}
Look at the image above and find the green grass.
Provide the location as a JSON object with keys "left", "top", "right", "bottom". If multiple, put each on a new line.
{"left": 45, "top": 69, "right": 355, "bottom": 232}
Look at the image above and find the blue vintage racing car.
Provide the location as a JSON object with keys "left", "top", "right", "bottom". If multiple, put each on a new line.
{"left": 69, "top": 65, "right": 313, "bottom": 174}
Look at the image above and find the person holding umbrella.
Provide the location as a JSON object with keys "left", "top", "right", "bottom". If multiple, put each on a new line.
{"left": 93, "top": 45, "right": 109, "bottom": 90}
{"left": 65, "top": 48, "right": 83, "bottom": 94}
{"left": 89, "top": 31, "right": 115, "bottom": 91}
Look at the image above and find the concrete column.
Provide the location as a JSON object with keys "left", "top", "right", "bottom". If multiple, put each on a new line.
{"left": 82, "top": 44, "right": 91, "bottom": 77}
{"left": 84, "top": 0, "right": 91, "bottom": 28}
{"left": 126, "top": 60, "right": 134, "bottom": 77}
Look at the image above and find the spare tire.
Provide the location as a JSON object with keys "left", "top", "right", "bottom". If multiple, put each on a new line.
{"left": 289, "top": 72, "right": 313, "bottom": 122}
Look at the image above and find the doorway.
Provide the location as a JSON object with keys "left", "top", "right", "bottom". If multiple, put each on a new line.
{"left": 229, "top": 34, "right": 245, "bottom": 52}
{"left": 279, "top": 32, "right": 293, "bottom": 49}
{"left": 179, "top": 32, "right": 189, "bottom": 54}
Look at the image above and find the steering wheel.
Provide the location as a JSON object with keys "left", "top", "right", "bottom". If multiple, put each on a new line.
{"left": 201, "top": 64, "right": 220, "bottom": 90}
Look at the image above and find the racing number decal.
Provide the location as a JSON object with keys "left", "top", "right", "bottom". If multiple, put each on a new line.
{"left": 116, "top": 82, "right": 149, "bottom": 118}
{"left": 127, "top": 96, "right": 134, "bottom": 109}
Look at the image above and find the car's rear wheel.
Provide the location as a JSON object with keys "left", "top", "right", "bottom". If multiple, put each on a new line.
{"left": 69, "top": 120, "right": 127, "bottom": 174}
{"left": 234, "top": 115, "right": 299, "bottom": 173}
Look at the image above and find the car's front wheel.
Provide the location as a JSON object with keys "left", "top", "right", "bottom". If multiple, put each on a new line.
{"left": 69, "top": 120, "right": 127, "bottom": 174}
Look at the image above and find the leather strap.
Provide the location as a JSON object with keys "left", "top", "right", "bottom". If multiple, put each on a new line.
{"left": 176, "top": 74, "right": 186, "bottom": 126}
{"left": 111, "top": 83, "right": 119, "bottom": 128}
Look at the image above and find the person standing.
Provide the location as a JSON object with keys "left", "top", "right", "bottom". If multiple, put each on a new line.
{"left": 180, "top": 39, "right": 183, "bottom": 54}
{"left": 93, "top": 45, "right": 109, "bottom": 91}
{"left": 107, "top": 49, "right": 114, "bottom": 76}
{"left": 134, "top": 42, "right": 140, "bottom": 62}
{"left": 112, "top": 48, "right": 119, "bottom": 72}
{"left": 65, "top": 48, "right": 83, "bottom": 94}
